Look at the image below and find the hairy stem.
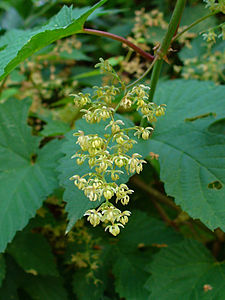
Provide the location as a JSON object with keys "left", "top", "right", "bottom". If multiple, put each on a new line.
{"left": 82, "top": 28, "right": 154, "bottom": 61}
{"left": 149, "top": 0, "right": 186, "bottom": 100}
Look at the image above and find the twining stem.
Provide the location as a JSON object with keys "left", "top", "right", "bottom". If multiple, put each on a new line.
{"left": 172, "top": 11, "right": 218, "bottom": 42}
{"left": 149, "top": 0, "right": 186, "bottom": 100}
{"left": 82, "top": 28, "right": 155, "bottom": 62}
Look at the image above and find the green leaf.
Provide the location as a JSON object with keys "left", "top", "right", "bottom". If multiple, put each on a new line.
{"left": 0, "top": 98, "right": 62, "bottom": 252}
{"left": 59, "top": 49, "right": 92, "bottom": 61}
{"left": 0, "top": 255, "right": 26, "bottom": 300}
{"left": 179, "top": 36, "right": 207, "bottom": 61}
{"left": 113, "top": 210, "right": 181, "bottom": 300}
{"left": 40, "top": 119, "right": 70, "bottom": 137}
{"left": 181, "top": 5, "right": 217, "bottom": 34}
{"left": 23, "top": 276, "right": 68, "bottom": 300}
{"left": 58, "top": 115, "right": 151, "bottom": 232}
{"left": 146, "top": 239, "right": 225, "bottom": 300}
{"left": 113, "top": 251, "right": 150, "bottom": 300}
{"left": 0, "top": 255, "right": 67, "bottom": 300}
{"left": 150, "top": 80, "right": 225, "bottom": 231}
{"left": 208, "top": 118, "right": 225, "bottom": 135}
{"left": 0, "top": 0, "right": 107, "bottom": 80}
{"left": 0, "top": 255, "right": 5, "bottom": 288}
{"left": 7, "top": 232, "right": 58, "bottom": 276}
{"left": 117, "top": 210, "right": 181, "bottom": 251}
{"left": 73, "top": 269, "right": 107, "bottom": 300}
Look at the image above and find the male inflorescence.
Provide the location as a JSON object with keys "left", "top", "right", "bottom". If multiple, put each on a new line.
{"left": 70, "top": 59, "right": 166, "bottom": 236}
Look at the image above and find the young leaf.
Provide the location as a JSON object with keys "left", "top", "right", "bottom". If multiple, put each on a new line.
{"left": 0, "top": 0, "right": 107, "bottom": 80}
{"left": 0, "top": 98, "right": 62, "bottom": 252}
{"left": 149, "top": 80, "right": 225, "bottom": 231}
{"left": 146, "top": 239, "right": 225, "bottom": 300}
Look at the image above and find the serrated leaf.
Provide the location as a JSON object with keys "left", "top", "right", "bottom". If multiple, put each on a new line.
{"left": 7, "top": 232, "right": 58, "bottom": 276}
{"left": 0, "top": 255, "right": 5, "bottom": 288}
{"left": 149, "top": 80, "right": 225, "bottom": 231}
{"left": 0, "top": 0, "right": 107, "bottom": 80}
{"left": 0, "top": 98, "right": 62, "bottom": 252}
{"left": 23, "top": 276, "right": 68, "bottom": 300}
{"left": 58, "top": 116, "right": 151, "bottom": 232}
{"left": 146, "top": 239, "right": 225, "bottom": 300}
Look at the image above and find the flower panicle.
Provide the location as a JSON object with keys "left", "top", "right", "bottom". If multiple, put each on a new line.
{"left": 69, "top": 58, "right": 166, "bottom": 236}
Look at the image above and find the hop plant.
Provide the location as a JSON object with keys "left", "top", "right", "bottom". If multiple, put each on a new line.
{"left": 70, "top": 58, "right": 166, "bottom": 236}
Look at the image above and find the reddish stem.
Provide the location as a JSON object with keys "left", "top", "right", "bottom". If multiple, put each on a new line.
{"left": 82, "top": 28, "right": 154, "bottom": 62}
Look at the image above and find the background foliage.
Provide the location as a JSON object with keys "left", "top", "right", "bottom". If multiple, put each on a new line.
{"left": 0, "top": 0, "right": 224, "bottom": 299}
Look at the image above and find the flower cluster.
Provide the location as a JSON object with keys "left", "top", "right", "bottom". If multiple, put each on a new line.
{"left": 202, "top": 24, "right": 225, "bottom": 45}
{"left": 70, "top": 59, "right": 165, "bottom": 236}
{"left": 84, "top": 202, "right": 131, "bottom": 236}
{"left": 204, "top": 0, "right": 225, "bottom": 14}
{"left": 175, "top": 49, "right": 225, "bottom": 83}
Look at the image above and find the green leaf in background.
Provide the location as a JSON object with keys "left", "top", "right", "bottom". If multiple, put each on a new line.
{"left": 0, "top": 255, "right": 5, "bottom": 288}
{"left": 40, "top": 118, "right": 71, "bottom": 137}
{"left": 178, "top": 36, "right": 207, "bottom": 61}
{"left": 73, "top": 268, "right": 107, "bottom": 300}
{"left": 59, "top": 49, "right": 92, "bottom": 61}
{"left": 58, "top": 116, "right": 151, "bottom": 232}
{"left": 0, "top": 0, "right": 107, "bottom": 80}
{"left": 113, "top": 251, "right": 150, "bottom": 300}
{"left": 113, "top": 210, "right": 181, "bottom": 300}
{"left": 181, "top": 4, "right": 217, "bottom": 34}
{"left": 149, "top": 80, "right": 225, "bottom": 231}
{"left": 7, "top": 232, "right": 58, "bottom": 276}
{"left": 117, "top": 210, "right": 181, "bottom": 250}
{"left": 0, "top": 98, "right": 62, "bottom": 252}
{"left": 146, "top": 239, "right": 225, "bottom": 300}
{"left": 0, "top": 255, "right": 27, "bottom": 300}
{"left": 23, "top": 276, "right": 68, "bottom": 300}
